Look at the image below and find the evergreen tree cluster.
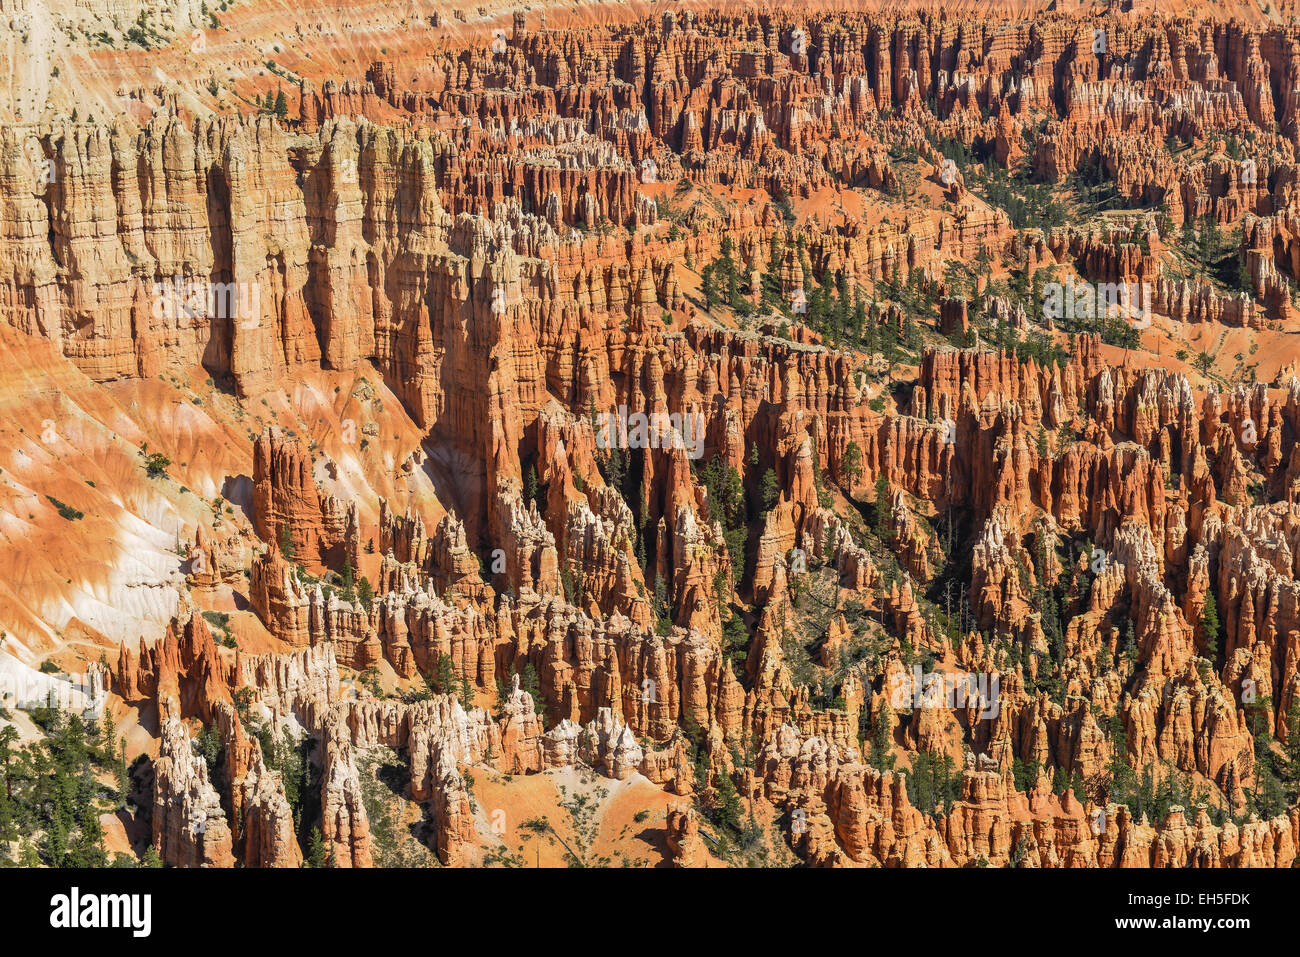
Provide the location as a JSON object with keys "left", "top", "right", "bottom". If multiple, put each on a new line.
{"left": 0, "top": 707, "right": 131, "bottom": 867}
{"left": 904, "top": 750, "right": 959, "bottom": 816}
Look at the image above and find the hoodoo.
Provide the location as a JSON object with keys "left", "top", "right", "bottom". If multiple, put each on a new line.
{"left": 0, "top": 0, "right": 1297, "bottom": 893}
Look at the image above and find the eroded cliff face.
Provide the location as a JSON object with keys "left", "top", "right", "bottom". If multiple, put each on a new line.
{"left": 7, "top": 5, "right": 1300, "bottom": 869}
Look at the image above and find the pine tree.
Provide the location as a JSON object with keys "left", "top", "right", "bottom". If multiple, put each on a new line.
{"left": 907, "top": 752, "right": 936, "bottom": 814}
{"left": 40, "top": 815, "right": 68, "bottom": 866}
{"left": 307, "top": 827, "right": 327, "bottom": 867}
{"left": 427, "top": 653, "right": 456, "bottom": 697}
{"left": 869, "top": 702, "right": 895, "bottom": 770}
{"left": 1071, "top": 769, "right": 1087, "bottom": 805}
{"left": 1052, "top": 765, "right": 1069, "bottom": 794}
{"left": 854, "top": 294, "right": 869, "bottom": 348}
{"left": 70, "top": 802, "right": 108, "bottom": 867}
{"left": 100, "top": 707, "right": 116, "bottom": 763}
{"left": 701, "top": 263, "right": 717, "bottom": 309}
{"left": 1287, "top": 695, "right": 1300, "bottom": 774}
{"left": 841, "top": 441, "right": 863, "bottom": 491}
{"left": 762, "top": 235, "right": 785, "bottom": 309}
{"left": 1200, "top": 589, "right": 1221, "bottom": 662}
{"left": 652, "top": 572, "right": 671, "bottom": 634}
{"left": 520, "top": 663, "right": 544, "bottom": 718}
{"left": 711, "top": 770, "right": 745, "bottom": 834}
{"left": 525, "top": 464, "right": 540, "bottom": 509}
{"left": 1197, "top": 212, "right": 1222, "bottom": 276}
{"left": 0, "top": 725, "right": 16, "bottom": 841}
{"left": 873, "top": 473, "right": 892, "bottom": 540}
{"left": 561, "top": 563, "right": 577, "bottom": 604}
{"left": 340, "top": 556, "right": 356, "bottom": 602}
{"left": 279, "top": 522, "right": 295, "bottom": 561}
{"left": 116, "top": 740, "right": 129, "bottom": 811}
{"left": 759, "top": 468, "right": 780, "bottom": 513}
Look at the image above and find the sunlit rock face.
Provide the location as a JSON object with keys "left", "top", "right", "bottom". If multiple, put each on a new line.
{"left": 2, "top": 2, "right": 1300, "bottom": 870}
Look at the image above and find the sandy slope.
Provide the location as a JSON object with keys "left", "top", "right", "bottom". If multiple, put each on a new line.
{"left": 0, "top": 324, "right": 445, "bottom": 664}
